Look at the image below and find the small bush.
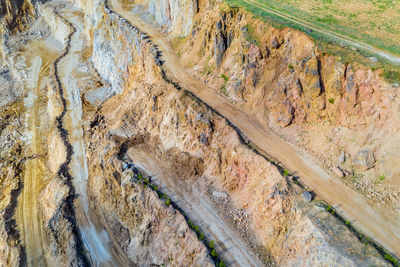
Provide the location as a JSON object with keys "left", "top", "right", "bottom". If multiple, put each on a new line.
{"left": 199, "top": 233, "right": 205, "bottom": 240}
{"left": 326, "top": 205, "right": 332, "bottom": 211}
{"left": 219, "top": 261, "right": 226, "bottom": 267}
{"left": 345, "top": 220, "right": 350, "bottom": 225}
{"left": 209, "top": 240, "right": 215, "bottom": 249}
{"left": 152, "top": 185, "right": 158, "bottom": 191}
{"left": 221, "top": 74, "right": 229, "bottom": 81}
{"left": 379, "top": 175, "right": 385, "bottom": 181}
{"left": 328, "top": 98, "right": 335, "bottom": 104}
{"left": 283, "top": 169, "right": 290, "bottom": 176}
{"left": 138, "top": 173, "right": 143, "bottom": 180}
{"left": 210, "top": 249, "right": 217, "bottom": 257}
{"left": 288, "top": 63, "right": 294, "bottom": 70}
{"left": 165, "top": 198, "right": 171, "bottom": 206}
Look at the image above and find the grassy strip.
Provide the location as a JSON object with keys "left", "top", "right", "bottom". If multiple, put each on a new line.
{"left": 225, "top": 0, "right": 400, "bottom": 83}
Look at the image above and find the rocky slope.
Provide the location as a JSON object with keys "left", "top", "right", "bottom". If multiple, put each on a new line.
{"left": 0, "top": 0, "right": 398, "bottom": 266}
{"left": 171, "top": 0, "right": 400, "bottom": 215}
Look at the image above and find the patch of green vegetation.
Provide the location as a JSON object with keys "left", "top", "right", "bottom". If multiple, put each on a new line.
{"left": 243, "top": 23, "right": 261, "bottom": 45}
{"left": 383, "top": 69, "right": 400, "bottom": 83}
{"left": 328, "top": 98, "right": 335, "bottom": 104}
{"left": 221, "top": 74, "right": 229, "bottom": 81}
{"left": 209, "top": 240, "right": 215, "bottom": 249}
{"left": 385, "top": 254, "right": 399, "bottom": 266}
{"left": 283, "top": 169, "right": 290, "bottom": 176}
{"left": 165, "top": 198, "right": 171, "bottom": 206}
{"left": 345, "top": 220, "right": 350, "bottom": 225}
{"left": 211, "top": 249, "right": 217, "bottom": 257}
{"left": 288, "top": 63, "right": 294, "bottom": 70}
{"left": 379, "top": 175, "right": 385, "bottom": 181}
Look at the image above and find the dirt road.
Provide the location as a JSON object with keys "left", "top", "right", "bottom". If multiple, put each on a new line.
{"left": 241, "top": 0, "right": 400, "bottom": 64}
{"left": 111, "top": 0, "right": 400, "bottom": 257}
{"left": 128, "top": 149, "right": 265, "bottom": 267}
{"left": 15, "top": 37, "right": 61, "bottom": 267}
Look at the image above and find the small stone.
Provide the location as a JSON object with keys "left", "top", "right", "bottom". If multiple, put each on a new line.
{"left": 199, "top": 132, "right": 209, "bottom": 145}
{"left": 338, "top": 151, "right": 346, "bottom": 164}
{"left": 302, "top": 191, "right": 313, "bottom": 202}
{"left": 212, "top": 191, "right": 228, "bottom": 199}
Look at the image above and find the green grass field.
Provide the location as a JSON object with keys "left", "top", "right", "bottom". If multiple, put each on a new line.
{"left": 226, "top": 0, "right": 400, "bottom": 82}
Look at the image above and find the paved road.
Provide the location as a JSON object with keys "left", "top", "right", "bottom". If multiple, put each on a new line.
{"left": 241, "top": 0, "right": 400, "bottom": 64}
{"left": 111, "top": 0, "right": 400, "bottom": 257}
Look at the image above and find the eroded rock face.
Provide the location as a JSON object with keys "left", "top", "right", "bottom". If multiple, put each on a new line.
{"left": 79, "top": 9, "right": 387, "bottom": 262}
{"left": 0, "top": 0, "right": 35, "bottom": 32}
{"left": 174, "top": 0, "right": 400, "bottom": 210}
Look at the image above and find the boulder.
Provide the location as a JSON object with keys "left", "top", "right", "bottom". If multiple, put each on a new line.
{"left": 332, "top": 166, "right": 344, "bottom": 177}
{"left": 302, "top": 191, "right": 313, "bottom": 202}
{"left": 353, "top": 150, "right": 375, "bottom": 171}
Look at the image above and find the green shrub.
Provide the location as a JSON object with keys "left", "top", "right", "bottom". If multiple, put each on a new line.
{"left": 326, "top": 205, "right": 332, "bottom": 211}
{"left": 209, "top": 240, "right": 215, "bottom": 249}
{"left": 221, "top": 74, "right": 229, "bottom": 81}
{"left": 211, "top": 249, "right": 217, "bottom": 257}
{"left": 138, "top": 173, "right": 143, "bottom": 180}
{"left": 283, "top": 169, "right": 290, "bottom": 176}
{"left": 379, "top": 175, "right": 385, "bottom": 181}
{"left": 345, "top": 220, "right": 350, "bottom": 225}
{"left": 165, "top": 198, "right": 171, "bottom": 206}
{"left": 219, "top": 261, "right": 226, "bottom": 267}
{"left": 199, "top": 233, "right": 205, "bottom": 240}
{"left": 152, "top": 185, "right": 158, "bottom": 191}
{"left": 288, "top": 63, "right": 294, "bottom": 70}
{"left": 328, "top": 98, "right": 335, "bottom": 104}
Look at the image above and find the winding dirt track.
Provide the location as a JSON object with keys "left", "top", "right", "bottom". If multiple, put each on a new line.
{"left": 111, "top": 0, "right": 400, "bottom": 257}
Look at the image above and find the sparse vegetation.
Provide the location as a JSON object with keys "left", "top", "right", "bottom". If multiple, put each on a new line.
{"left": 243, "top": 23, "right": 261, "bottom": 45}
{"left": 283, "top": 169, "right": 290, "bottom": 176}
{"left": 379, "top": 175, "right": 385, "bottom": 181}
{"left": 211, "top": 249, "right": 217, "bottom": 257}
{"left": 288, "top": 63, "right": 294, "bottom": 70}
{"left": 328, "top": 98, "right": 335, "bottom": 104}
{"left": 165, "top": 198, "right": 171, "bottom": 206}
